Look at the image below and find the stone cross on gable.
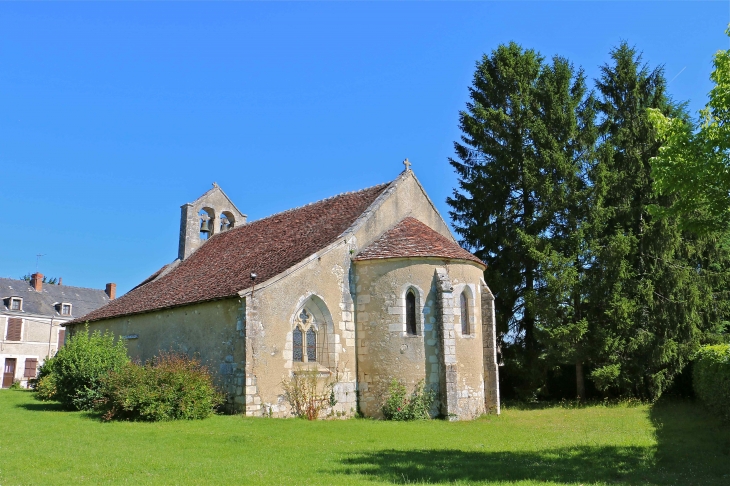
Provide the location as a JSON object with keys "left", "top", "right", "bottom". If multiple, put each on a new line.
{"left": 403, "top": 158, "right": 412, "bottom": 171}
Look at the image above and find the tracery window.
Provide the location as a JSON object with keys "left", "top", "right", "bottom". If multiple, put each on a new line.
{"left": 460, "top": 291, "right": 470, "bottom": 335}
{"left": 292, "top": 308, "right": 318, "bottom": 363}
{"left": 406, "top": 290, "right": 417, "bottom": 335}
{"left": 306, "top": 328, "right": 317, "bottom": 362}
{"left": 292, "top": 327, "right": 303, "bottom": 362}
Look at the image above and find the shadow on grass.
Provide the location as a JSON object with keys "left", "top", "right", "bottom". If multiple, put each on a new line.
{"left": 649, "top": 400, "right": 730, "bottom": 485}
{"left": 15, "top": 401, "right": 67, "bottom": 412}
{"left": 503, "top": 398, "right": 645, "bottom": 411}
{"left": 336, "top": 401, "right": 730, "bottom": 485}
{"left": 336, "top": 445, "right": 654, "bottom": 484}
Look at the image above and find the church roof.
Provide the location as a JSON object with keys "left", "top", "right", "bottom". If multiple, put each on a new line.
{"left": 353, "top": 217, "right": 485, "bottom": 268}
{"left": 70, "top": 182, "right": 389, "bottom": 324}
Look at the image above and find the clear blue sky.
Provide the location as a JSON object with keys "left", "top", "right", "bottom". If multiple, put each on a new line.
{"left": 0, "top": 2, "right": 727, "bottom": 295}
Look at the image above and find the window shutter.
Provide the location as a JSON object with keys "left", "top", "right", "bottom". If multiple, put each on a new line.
{"left": 6, "top": 318, "right": 22, "bottom": 341}
{"left": 24, "top": 358, "right": 38, "bottom": 378}
{"left": 57, "top": 329, "right": 66, "bottom": 348}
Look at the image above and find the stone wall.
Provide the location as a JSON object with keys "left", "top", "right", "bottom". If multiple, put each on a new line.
{"left": 353, "top": 259, "right": 486, "bottom": 419}
{"left": 80, "top": 298, "right": 245, "bottom": 406}
{"left": 481, "top": 279, "right": 500, "bottom": 414}
{"left": 238, "top": 242, "right": 358, "bottom": 418}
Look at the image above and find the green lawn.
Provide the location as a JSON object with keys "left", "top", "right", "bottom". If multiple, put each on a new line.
{"left": 0, "top": 390, "right": 728, "bottom": 485}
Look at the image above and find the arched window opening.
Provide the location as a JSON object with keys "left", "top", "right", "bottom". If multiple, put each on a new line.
{"left": 406, "top": 290, "right": 417, "bottom": 335}
{"left": 292, "top": 327, "right": 303, "bottom": 362}
{"left": 292, "top": 308, "right": 319, "bottom": 364}
{"left": 460, "top": 291, "right": 470, "bottom": 335}
{"left": 220, "top": 211, "right": 236, "bottom": 232}
{"left": 306, "top": 328, "right": 317, "bottom": 362}
{"left": 199, "top": 208, "right": 215, "bottom": 241}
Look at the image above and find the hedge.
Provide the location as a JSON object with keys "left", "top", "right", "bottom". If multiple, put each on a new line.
{"left": 693, "top": 344, "right": 730, "bottom": 422}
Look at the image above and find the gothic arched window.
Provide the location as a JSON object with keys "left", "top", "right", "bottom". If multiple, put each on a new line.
{"left": 406, "top": 290, "right": 417, "bottom": 336}
{"left": 293, "top": 308, "right": 318, "bottom": 363}
{"left": 306, "top": 328, "right": 317, "bottom": 362}
{"left": 460, "top": 291, "right": 470, "bottom": 335}
{"left": 292, "top": 327, "right": 303, "bottom": 362}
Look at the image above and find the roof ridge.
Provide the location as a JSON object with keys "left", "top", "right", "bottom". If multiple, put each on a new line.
{"left": 68, "top": 179, "right": 392, "bottom": 324}
{"left": 233, "top": 181, "right": 391, "bottom": 228}
{"left": 0, "top": 277, "right": 105, "bottom": 293}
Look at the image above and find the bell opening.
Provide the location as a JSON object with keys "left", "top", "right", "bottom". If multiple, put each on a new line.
{"left": 199, "top": 208, "right": 214, "bottom": 241}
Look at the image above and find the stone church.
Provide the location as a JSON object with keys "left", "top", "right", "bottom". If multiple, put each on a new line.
{"left": 68, "top": 166, "right": 500, "bottom": 419}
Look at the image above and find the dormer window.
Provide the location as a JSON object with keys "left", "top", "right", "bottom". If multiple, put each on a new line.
{"left": 10, "top": 297, "right": 22, "bottom": 311}
{"left": 55, "top": 303, "right": 72, "bottom": 316}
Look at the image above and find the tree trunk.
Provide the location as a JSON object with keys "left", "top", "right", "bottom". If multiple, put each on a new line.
{"left": 576, "top": 360, "right": 585, "bottom": 400}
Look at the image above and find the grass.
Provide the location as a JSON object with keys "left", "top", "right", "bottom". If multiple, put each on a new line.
{"left": 0, "top": 390, "right": 728, "bottom": 485}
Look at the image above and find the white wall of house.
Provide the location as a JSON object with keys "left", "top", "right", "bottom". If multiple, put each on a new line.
{"left": 0, "top": 314, "right": 67, "bottom": 388}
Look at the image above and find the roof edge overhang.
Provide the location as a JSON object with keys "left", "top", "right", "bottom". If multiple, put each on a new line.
{"left": 352, "top": 255, "right": 486, "bottom": 270}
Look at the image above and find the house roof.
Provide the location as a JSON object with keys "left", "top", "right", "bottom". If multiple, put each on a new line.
{"left": 69, "top": 182, "right": 390, "bottom": 324}
{"left": 353, "top": 217, "right": 485, "bottom": 268}
{"left": 0, "top": 278, "right": 110, "bottom": 319}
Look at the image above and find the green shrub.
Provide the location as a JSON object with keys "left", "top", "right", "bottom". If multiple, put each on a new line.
{"left": 693, "top": 344, "right": 730, "bottom": 422}
{"left": 35, "top": 327, "right": 129, "bottom": 410}
{"left": 97, "top": 352, "right": 223, "bottom": 421}
{"left": 34, "top": 374, "right": 58, "bottom": 400}
{"left": 382, "top": 379, "right": 435, "bottom": 421}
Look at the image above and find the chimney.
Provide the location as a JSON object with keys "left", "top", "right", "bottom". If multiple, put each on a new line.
{"left": 58, "top": 277, "right": 63, "bottom": 286}
{"left": 105, "top": 282, "right": 116, "bottom": 300}
{"left": 31, "top": 272, "right": 43, "bottom": 292}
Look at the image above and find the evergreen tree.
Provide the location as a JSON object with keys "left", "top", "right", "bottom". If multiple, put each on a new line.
{"left": 586, "top": 43, "right": 730, "bottom": 399}
{"left": 448, "top": 43, "right": 597, "bottom": 397}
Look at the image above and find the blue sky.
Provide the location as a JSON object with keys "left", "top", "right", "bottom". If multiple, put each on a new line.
{"left": 0, "top": 2, "right": 727, "bottom": 295}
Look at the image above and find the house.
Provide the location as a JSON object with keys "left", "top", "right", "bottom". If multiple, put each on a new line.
{"left": 66, "top": 166, "right": 500, "bottom": 419}
{"left": 1, "top": 274, "right": 114, "bottom": 388}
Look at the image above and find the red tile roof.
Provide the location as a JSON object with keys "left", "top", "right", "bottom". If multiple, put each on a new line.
{"left": 353, "top": 217, "right": 485, "bottom": 267}
{"left": 71, "top": 183, "right": 389, "bottom": 324}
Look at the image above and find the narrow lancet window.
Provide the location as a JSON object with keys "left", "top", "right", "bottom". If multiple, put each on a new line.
{"left": 293, "top": 327, "right": 303, "bottom": 362}
{"left": 461, "top": 291, "right": 470, "bottom": 335}
{"left": 306, "top": 328, "right": 317, "bottom": 362}
{"left": 406, "top": 290, "right": 417, "bottom": 335}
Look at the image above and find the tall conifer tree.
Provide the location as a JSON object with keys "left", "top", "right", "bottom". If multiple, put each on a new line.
{"left": 448, "top": 43, "right": 596, "bottom": 397}
{"left": 586, "top": 44, "right": 729, "bottom": 399}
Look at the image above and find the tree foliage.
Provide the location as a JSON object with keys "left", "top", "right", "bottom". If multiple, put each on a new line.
{"left": 450, "top": 39, "right": 730, "bottom": 401}
{"left": 649, "top": 28, "right": 730, "bottom": 234}
{"left": 36, "top": 327, "right": 129, "bottom": 410}
{"left": 448, "top": 42, "right": 597, "bottom": 397}
{"left": 584, "top": 43, "right": 730, "bottom": 399}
